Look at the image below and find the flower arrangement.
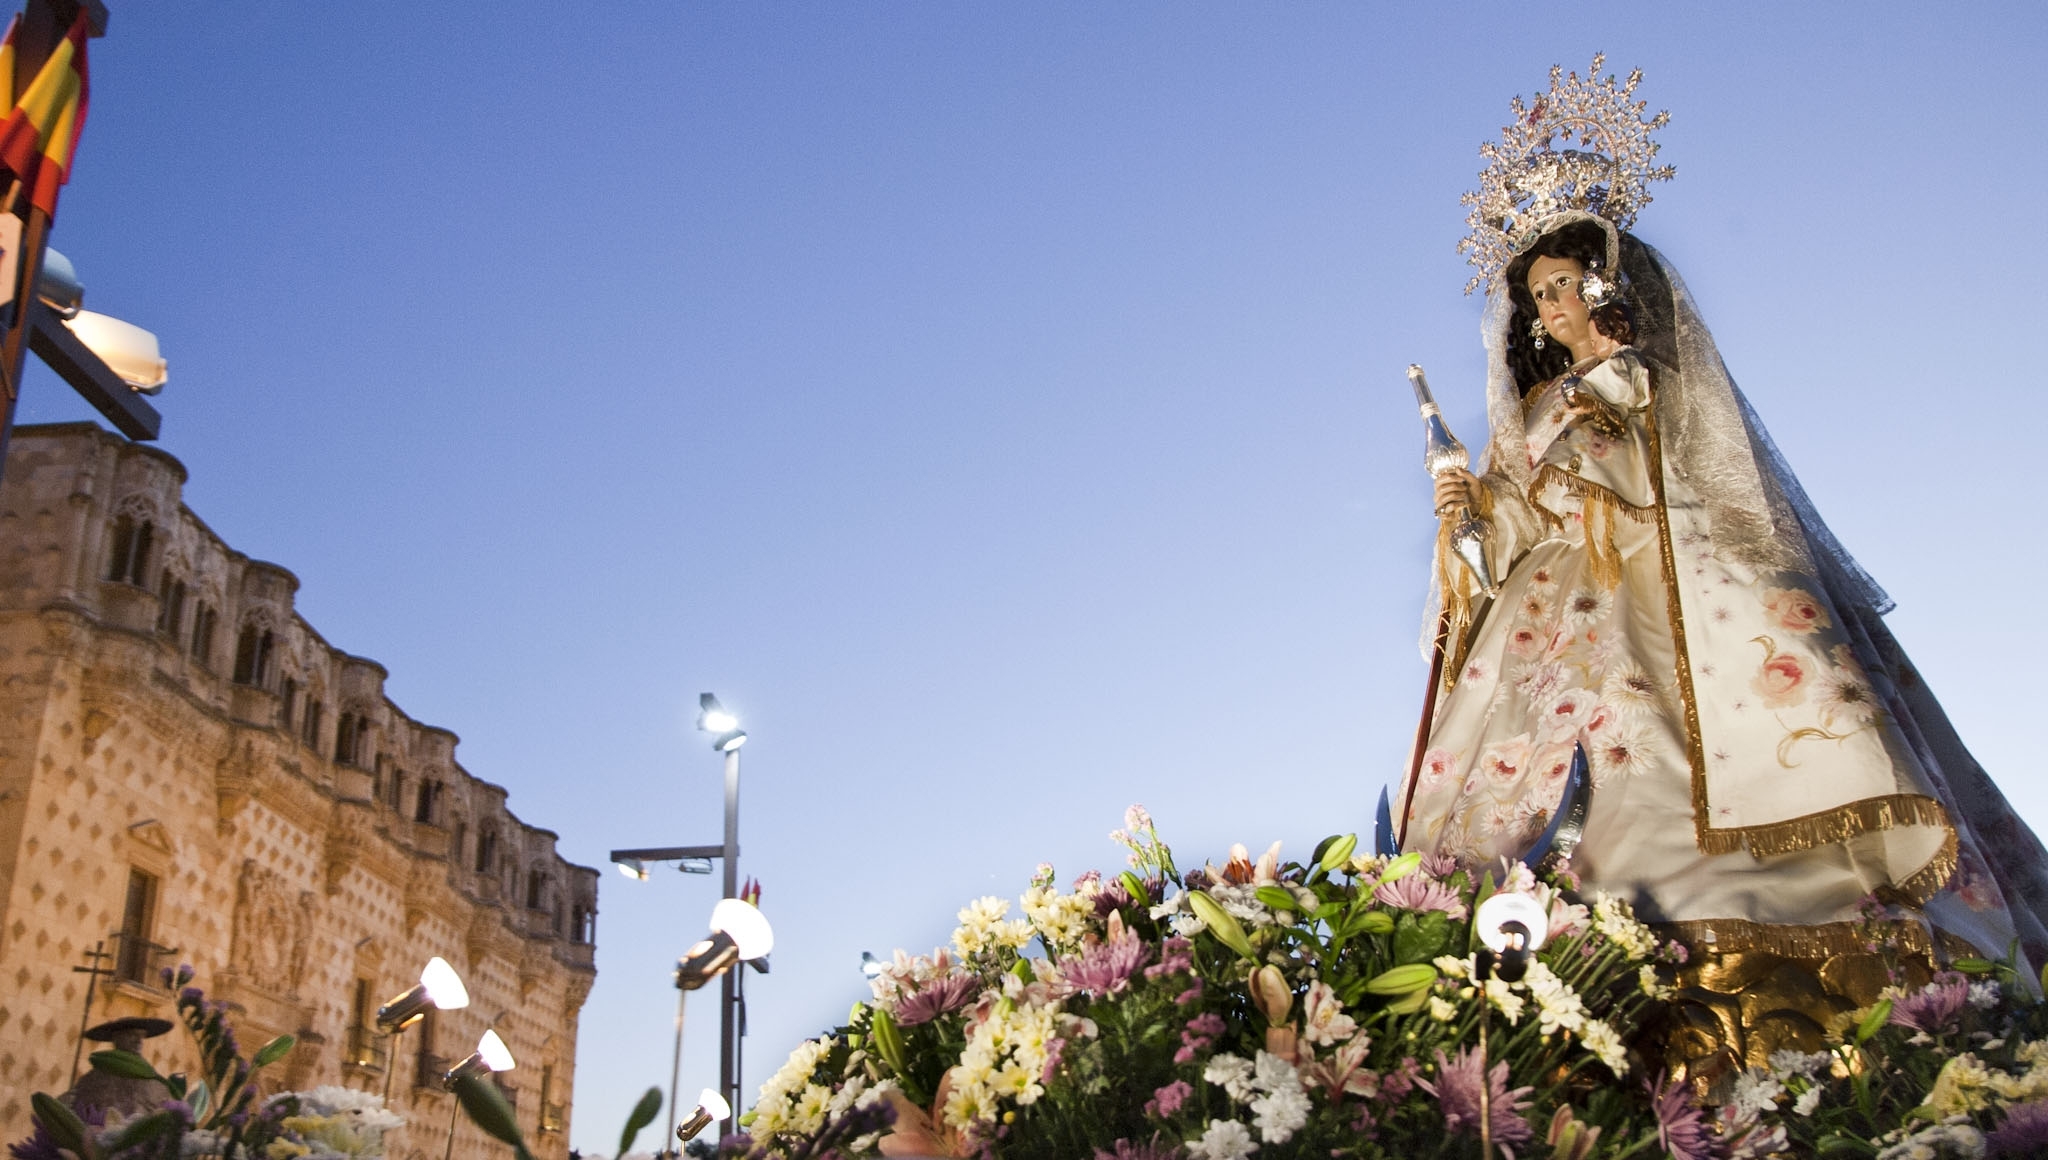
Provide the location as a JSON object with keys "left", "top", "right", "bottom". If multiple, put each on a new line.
{"left": 8, "top": 966, "right": 401, "bottom": 1160}
{"left": 718, "top": 808, "right": 2048, "bottom": 1160}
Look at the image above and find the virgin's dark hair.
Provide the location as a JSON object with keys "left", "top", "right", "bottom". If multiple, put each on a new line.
{"left": 1503, "top": 220, "right": 1636, "bottom": 395}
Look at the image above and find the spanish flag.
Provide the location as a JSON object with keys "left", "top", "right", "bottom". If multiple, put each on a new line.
{"left": 0, "top": 9, "right": 87, "bottom": 219}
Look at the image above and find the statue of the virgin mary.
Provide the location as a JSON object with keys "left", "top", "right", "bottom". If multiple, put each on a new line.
{"left": 1390, "top": 58, "right": 2048, "bottom": 978}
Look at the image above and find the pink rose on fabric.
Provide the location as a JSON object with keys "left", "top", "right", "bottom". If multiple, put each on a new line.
{"left": 1537, "top": 688, "right": 1596, "bottom": 744}
{"left": 1478, "top": 734, "right": 1533, "bottom": 783}
{"left": 1529, "top": 743, "right": 1576, "bottom": 785}
{"left": 1752, "top": 651, "right": 1808, "bottom": 708}
{"left": 1419, "top": 747, "right": 1459, "bottom": 786}
{"left": 1507, "top": 626, "right": 1543, "bottom": 657}
{"left": 1761, "top": 587, "right": 1831, "bottom": 634}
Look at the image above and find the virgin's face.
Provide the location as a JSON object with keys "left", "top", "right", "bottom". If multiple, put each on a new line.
{"left": 1526, "top": 255, "right": 1596, "bottom": 356}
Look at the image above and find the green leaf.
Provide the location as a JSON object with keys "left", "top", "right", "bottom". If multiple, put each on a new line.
{"left": 1393, "top": 911, "right": 1451, "bottom": 965}
{"left": 89, "top": 1048, "right": 165, "bottom": 1082}
{"left": 188, "top": 1080, "right": 211, "bottom": 1125}
{"left": 617, "top": 1085, "right": 663, "bottom": 1158}
{"left": 1255, "top": 885, "right": 1298, "bottom": 913}
{"left": 1855, "top": 999, "right": 1893, "bottom": 1045}
{"left": 1187, "top": 890, "right": 1255, "bottom": 958}
{"left": 1319, "top": 833, "right": 1359, "bottom": 873}
{"left": 32, "top": 1093, "right": 90, "bottom": 1159}
{"left": 251, "top": 1034, "right": 296, "bottom": 1069}
{"left": 1362, "top": 963, "right": 1438, "bottom": 996}
{"left": 103, "top": 1110, "right": 182, "bottom": 1153}
{"left": 165, "top": 1072, "right": 188, "bottom": 1100}
{"left": 452, "top": 1072, "right": 527, "bottom": 1151}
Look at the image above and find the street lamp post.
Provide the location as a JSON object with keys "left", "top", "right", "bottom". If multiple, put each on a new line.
{"left": 610, "top": 692, "right": 755, "bottom": 1136}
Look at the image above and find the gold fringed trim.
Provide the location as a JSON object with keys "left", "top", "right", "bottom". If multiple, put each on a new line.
{"left": 1434, "top": 478, "right": 1496, "bottom": 692}
{"left": 1655, "top": 917, "right": 1934, "bottom": 961}
{"left": 1886, "top": 823, "right": 1960, "bottom": 908}
{"left": 1527, "top": 462, "right": 1655, "bottom": 524}
{"left": 1694, "top": 793, "right": 1952, "bottom": 860}
{"left": 1637, "top": 372, "right": 1716, "bottom": 852}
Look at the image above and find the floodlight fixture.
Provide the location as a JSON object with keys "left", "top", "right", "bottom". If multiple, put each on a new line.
{"left": 677, "top": 1088, "right": 732, "bottom": 1143}
{"left": 860, "top": 951, "right": 885, "bottom": 980}
{"left": 38, "top": 248, "right": 81, "bottom": 318}
{"left": 376, "top": 956, "right": 471, "bottom": 1033}
{"left": 1473, "top": 892, "right": 1550, "bottom": 984}
{"left": 679, "top": 858, "right": 713, "bottom": 875}
{"left": 444, "top": 1029, "right": 516, "bottom": 1087}
{"left": 63, "top": 309, "right": 165, "bottom": 394}
{"left": 676, "top": 900, "right": 774, "bottom": 992}
{"left": 617, "top": 857, "right": 649, "bottom": 881}
{"left": 697, "top": 692, "right": 747, "bottom": 751}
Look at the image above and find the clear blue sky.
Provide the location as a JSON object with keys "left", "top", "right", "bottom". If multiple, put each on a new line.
{"left": 25, "top": 2, "right": 2048, "bottom": 1151}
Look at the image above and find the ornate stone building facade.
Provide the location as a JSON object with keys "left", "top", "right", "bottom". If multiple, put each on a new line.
{"left": 0, "top": 424, "right": 599, "bottom": 1159}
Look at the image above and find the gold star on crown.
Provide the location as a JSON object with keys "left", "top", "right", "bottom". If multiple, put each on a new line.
{"left": 1458, "top": 54, "right": 1675, "bottom": 295}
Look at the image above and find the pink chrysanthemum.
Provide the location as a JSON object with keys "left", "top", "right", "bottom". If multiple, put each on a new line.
{"left": 1061, "top": 933, "right": 1152, "bottom": 998}
{"left": 894, "top": 972, "right": 981, "bottom": 1026}
{"left": 1415, "top": 1048, "right": 1532, "bottom": 1154}
{"left": 1648, "top": 1073, "right": 1723, "bottom": 1160}
{"left": 1373, "top": 872, "right": 1470, "bottom": 920}
{"left": 1889, "top": 972, "right": 1971, "bottom": 1036}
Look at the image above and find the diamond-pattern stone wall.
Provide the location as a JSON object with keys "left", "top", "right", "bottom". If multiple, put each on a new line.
{"left": 0, "top": 425, "right": 598, "bottom": 1159}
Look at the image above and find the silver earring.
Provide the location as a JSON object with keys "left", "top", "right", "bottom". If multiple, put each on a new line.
{"left": 1529, "top": 317, "right": 1547, "bottom": 350}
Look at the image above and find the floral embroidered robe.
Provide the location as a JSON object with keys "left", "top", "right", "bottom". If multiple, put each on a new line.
{"left": 1396, "top": 347, "right": 2037, "bottom": 960}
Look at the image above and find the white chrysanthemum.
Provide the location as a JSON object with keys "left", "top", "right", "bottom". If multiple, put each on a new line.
{"left": 1792, "top": 1085, "right": 1823, "bottom": 1116}
{"left": 1872, "top": 1122, "right": 1986, "bottom": 1160}
{"left": 952, "top": 895, "right": 1013, "bottom": 955}
{"left": 1429, "top": 995, "right": 1458, "bottom": 1022}
{"left": 1729, "top": 1069, "right": 1785, "bottom": 1119}
{"left": 1579, "top": 1019, "right": 1627, "bottom": 1075}
{"left": 1250, "top": 1084, "right": 1311, "bottom": 1144}
{"left": 1523, "top": 962, "right": 1587, "bottom": 1036}
{"left": 1638, "top": 964, "right": 1672, "bottom": 999}
{"left": 1591, "top": 894, "right": 1659, "bottom": 959}
{"left": 751, "top": 1037, "right": 835, "bottom": 1138}
{"left": 1022, "top": 885, "right": 1098, "bottom": 951}
{"left": 1968, "top": 980, "right": 2001, "bottom": 1010}
{"left": 1482, "top": 976, "right": 1525, "bottom": 1025}
{"left": 1768, "top": 1049, "right": 1831, "bottom": 1081}
{"left": 1204, "top": 1054, "right": 1258, "bottom": 1103}
{"left": 1187, "top": 1119, "right": 1259, "bottom": 1160}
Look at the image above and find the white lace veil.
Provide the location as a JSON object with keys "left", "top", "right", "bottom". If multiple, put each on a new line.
{"left": 1421, "top": 212, "right": 1892, "bottom": 655}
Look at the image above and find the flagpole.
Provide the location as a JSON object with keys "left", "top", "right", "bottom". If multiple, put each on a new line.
{"left": 0, "top": 0, "right": 103, "bottom": 481}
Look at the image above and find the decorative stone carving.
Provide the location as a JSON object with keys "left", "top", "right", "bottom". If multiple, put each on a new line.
{"left": 230, "top": 859, "right": 315, "bottom": 998}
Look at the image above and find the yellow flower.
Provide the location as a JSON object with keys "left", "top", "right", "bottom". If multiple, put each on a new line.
{"left": 1924, "top": 1054, "right": 1996, "bottom": 1116}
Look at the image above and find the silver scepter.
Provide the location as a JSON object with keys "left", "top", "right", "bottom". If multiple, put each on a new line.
{"left": 1408, "top": 363, "right": 1498, "bottom": 594}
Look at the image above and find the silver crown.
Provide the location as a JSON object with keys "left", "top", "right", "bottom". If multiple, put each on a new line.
{"left": 1458, "top": 54, "right": 1675, "bottom": 295}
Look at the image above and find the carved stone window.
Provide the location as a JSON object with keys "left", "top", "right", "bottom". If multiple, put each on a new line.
{"left": 414, "top": 779, "right": 441, "bottom": 826}
{"left": 279, "top": 678, "right": 299, "bottom": 730}
{"left": 189, "top": 603, "right": 217, "bottom": 669}
{"left": 232, "top": 625, "right": 275, "bottom": 687}
{"left": 301, "top": 699, "right": 324, "bottom": 750}
{"left": 104, "top": 515, "right": 153, "bottom": 586}
{"left": 155, "top": 573, "right": 187, "bottom": 637}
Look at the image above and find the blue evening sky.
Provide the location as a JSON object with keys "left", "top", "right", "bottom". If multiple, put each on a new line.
{"left": 24, "top": 2, "right": 2046, "bottom": 1150}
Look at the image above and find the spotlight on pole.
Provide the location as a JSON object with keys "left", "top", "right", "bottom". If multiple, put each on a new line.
{"left": 616, "top": 857, "right": 649, "bottom": 881}
{"left": 1473, "top": 891, "right": 1549, "bottom": 984}
{"left": 676, "top": 899, "right": 774, "bottom": 992}
{"left": 860, "top": 951, "right": 885, "bottom": 980}
{"left": 377, "top": 957, "right": 470, "bottom": 1033}
{"left": 696, "top": 693, "right": 747, "bottom": 752}
{"left": 677, "top": 1088, "right": 732, "bottom": 1144}
{"left": 443, "top": 1029, "right": 517, "bottom": 1087}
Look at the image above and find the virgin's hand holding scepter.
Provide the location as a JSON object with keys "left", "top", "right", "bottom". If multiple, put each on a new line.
{"left": 1407, "top": 364, "right": 1497, "bottom": 594}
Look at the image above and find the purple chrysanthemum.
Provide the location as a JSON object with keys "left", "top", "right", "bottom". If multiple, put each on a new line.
{"left": 1373, "top": 873, "right": 1469, "bottom": 920}
{"left": 1144, "top": 936, "right": 1194, "bottom": 980}
{"left": 894, "top": 971, "right": 981, "bottom": 1026}
{"left": 1092, "top": 1137, "right": 1183, "bottom": 1160}
{"left": 1890, "top": 972, "right": 1970, "bottom": 1035}
{"left": 1991, "top": 1099, "right": 2048, "bottom": 1157}
{"left": 1648, "top": 1073, "right": 1724, "bottom": 1160}
{"left": 1415, "top": 1048, "right": 1532, "bottom": 1153}
{"left": 1419, "top": 853, "right": 1460, "bottom": 879}
{"left": 1061, "top": 933, "right": 1152, "bottom": 998}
